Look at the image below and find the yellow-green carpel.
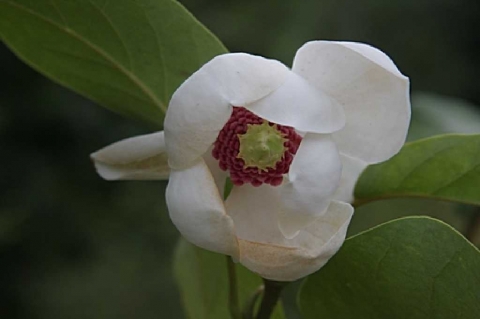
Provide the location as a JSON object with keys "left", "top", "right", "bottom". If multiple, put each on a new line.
{"left": 237, "top": 121, "right": 288, "bottom": 171}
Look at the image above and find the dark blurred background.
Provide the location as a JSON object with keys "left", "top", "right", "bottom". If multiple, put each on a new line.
{"left": 1, "top": 0, "right": 480, "bottom": 318}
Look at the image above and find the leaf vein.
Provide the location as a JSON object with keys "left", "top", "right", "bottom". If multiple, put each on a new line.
{"left": 395, "top": 143, "right": 462, "bottom": 190}
{"left": 87, "top": 0, "right": 134, "bottom": 71}
{"left": 101, "top": 0, "right": 110, "bottom": 11}
{"left": 43, "top": 46, "right": 154, "bottom": 104}
{"left": 3, "top": 0, "right": 166, "bottom": 113}
{"left": 431, "top": 162, "right": 480, "bottom": 195}
{"left": 141, "top": 3, "right": 169, "bottom": 103}
{"left": 49, "top": 0, "right": 67, "bottom": 25}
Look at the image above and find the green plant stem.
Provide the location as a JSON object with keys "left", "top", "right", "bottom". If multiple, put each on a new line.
{"left": 226, "top": 256, "right": 241, "bottom": 319}
{"left": 242, "top": 285, "right": 264, "bottom": 319}
{"left": 255, "top": 279, "right": 287, "bottom": 319}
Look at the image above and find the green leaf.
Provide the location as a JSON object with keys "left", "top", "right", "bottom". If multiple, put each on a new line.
{"left": 299, "top": 217, "right": 480, "bottom": 319}
{"left": 354, "top": 134, "right": 480, "bottom": 206}
{"left": 0, "top": 0, "right": 227, "bottom": 127}
{"left": 174, "top": 239, "right": 285, "bottom": 319}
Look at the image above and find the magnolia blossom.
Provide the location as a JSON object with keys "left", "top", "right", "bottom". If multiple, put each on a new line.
{"left": 91, "top": 41, "right": 410, "bottom": 281}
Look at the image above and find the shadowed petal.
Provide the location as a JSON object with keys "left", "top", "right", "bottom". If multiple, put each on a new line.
{"left": 226, "top": 184, "right": 286, "bottom": 245}
{"left": 278, "top": 133, "right": 342, "bottom": 238}
{"left": 238, "top": 201, "right": 353, "bottom": 281}
{"left": 333, "top": 153, "right": 368, "bottom": 203}
{"left": 247, "top": 72, "right": 345, "bottom": 133}
{"left": 203, "top": 146, "right": 228, "bottom": 196}
{"left": 90, "top": 131, "right": 169, "bottom": 180}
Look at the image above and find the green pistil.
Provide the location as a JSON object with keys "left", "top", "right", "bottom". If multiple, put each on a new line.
{"left": 237, "top": 121, "right": 287, "bottom": 171}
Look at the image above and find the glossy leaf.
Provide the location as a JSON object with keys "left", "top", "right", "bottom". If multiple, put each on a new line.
{"left": 299, "top": 217, "right": 480, "bottom": 319}
{"left": 0, "top": 0, "right": 227, "bottom": 127}
{"left": 354, "top": 134, "right": 480, "bottom": 206}
{"left": 174, "top": 239, "right": 285, "bottom": 319}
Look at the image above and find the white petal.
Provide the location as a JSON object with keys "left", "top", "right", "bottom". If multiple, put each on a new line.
{"left": 278, "top": 133, "right": 342, "bottom": 238}
{"left": 238, "top": 201, "right": 353, "bottom": 281}
{"left": 225, "top": 184, "right": 286, "bottom": 245}
{"left": 166, "top": 158, "right": 238, "bottom": 258}
{"left": 333, "top": 153, "right": 368, "bottom": 203}
{"left": 293, "top": 41, "right": 410, "bottom": 164}
{"left": 165, "top": 53, "right": 290, "bottom": 169}
{"left": 90, "top": 132, "right": 169, "bottom": 180}
{"left": 246, "top": 72, "right": 345, "bottom": 133}
{"left": 203, "top": 147, "right": 228, "bottom": 196}
{"left": 340, "top": 42, "right": 405, "bottom": 77}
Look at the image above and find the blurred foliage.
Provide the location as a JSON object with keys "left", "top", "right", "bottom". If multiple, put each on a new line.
{"left": 1, "top": 0, "right": 479, "bottom": 318}
{"left": 409, "top": 93, "right": 480, "bottom": 140}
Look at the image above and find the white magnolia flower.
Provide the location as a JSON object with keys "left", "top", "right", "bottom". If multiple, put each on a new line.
{"left": 91, "top": 41, "right": 410, "bottom": 281}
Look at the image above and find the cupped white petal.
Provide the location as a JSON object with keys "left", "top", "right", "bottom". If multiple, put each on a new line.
{"left": 90, "top": 131, "right": 169, "bottom": 180}
{"left": 166, "top": 158, "right": 238, "bottom": 258}
{"left": 278, "top": 133, "right": 342, "bottom": 238}
{"left": 225, "top": 184, "right": 286, "bottom": 245}
{"left": 165, "top": 53, "right": 290, "bottom": 169}
{"left": 333, "top": 153, "right": 368, "bottom": 203}
{"left": 203, "top": 146, "right": 228, "bottom": 196}
{"left": 246, "top": 72, "right": 345, "bottom": 133}
{"left": 293, "top": 41, "right": 410, "bottom": 164}
{"left": 238, "top": 201, "right": 353, "bottom": 281}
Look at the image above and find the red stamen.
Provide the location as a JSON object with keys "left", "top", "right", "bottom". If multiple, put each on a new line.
{"left": 212, "top": 107, "right": 302, "bottom": 187}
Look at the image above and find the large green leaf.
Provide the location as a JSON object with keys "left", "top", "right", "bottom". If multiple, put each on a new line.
{"left": 354, "top": 134, "right": 480, "bottom": 206}
{"left": 299, "top": 217, "right": 480, "bottom": 319}
{"left": 174, "top": 239, "right": 285, "bottom": 319}
{"left": 0, "top": 0, "right": 227, "bottom": 127}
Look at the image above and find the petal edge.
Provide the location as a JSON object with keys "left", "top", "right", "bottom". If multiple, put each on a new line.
{"left": 165, "top": 53, "right": 290, "bottom": 169}
{"left": 90, "top": 131, "right": 169, "bottom": 180}
{"left": 166, "top": 158, "right": 239, "bottom": 258}
{"left": 239, "top": 200, "right": 353, "bottom": 281}
{"left": 278, "top": 133, "right": 342, "bottom": 238}
{"left": 293, "top": 41, "right": 411, "bottom": 164}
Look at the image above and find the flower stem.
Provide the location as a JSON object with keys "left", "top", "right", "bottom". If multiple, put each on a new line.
{"left": 242, "top": 285, "right": 264, "bottom": 319}
{"left": 255, "top": 279, "right": 287, "bottom": 319}
{"left": 226, "top": 256, "right": 241, "bottom": 319}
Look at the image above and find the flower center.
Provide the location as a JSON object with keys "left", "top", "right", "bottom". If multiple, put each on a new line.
{"left": 212, "top": 107, "right": 302, "bottom": 187}
{"left": 237, "top": 120, "right": 288, "bottom": 171}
